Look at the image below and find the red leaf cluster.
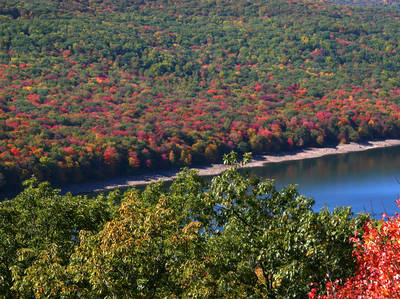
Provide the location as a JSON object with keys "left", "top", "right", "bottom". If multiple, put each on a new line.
{"left": 311, "top": 202, "right": 400, "bottom": 298}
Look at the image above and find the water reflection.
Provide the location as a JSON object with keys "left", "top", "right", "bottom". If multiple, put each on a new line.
{"left": 246, "top": 146, "right": 400, "bottom": 217}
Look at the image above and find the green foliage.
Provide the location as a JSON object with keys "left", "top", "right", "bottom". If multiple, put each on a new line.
{"left": 329, "top": 0, "right": 400, "bottom": 7}
{"left": 1, "top": 0, "right": 400, "bottom": 193}
{"left": 0, "top": 177, "right": 118, "bottom": 298}
{"left": 0, "top": 157, "right": 369, "bottom": 297}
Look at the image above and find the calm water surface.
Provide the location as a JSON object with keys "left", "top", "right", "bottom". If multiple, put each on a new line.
{"left": 247, "top": 146, "right": 400, "bottom": 217}
{"left": 66, "top": 145, "right": 400, "bottom": 217}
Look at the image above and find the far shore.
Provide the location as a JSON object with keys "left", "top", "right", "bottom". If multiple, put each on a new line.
{"left": 64, "top": 138, "right": 400, "bottom": 194}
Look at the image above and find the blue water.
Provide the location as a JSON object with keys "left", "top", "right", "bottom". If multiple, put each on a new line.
{"left": 246, "top": 145, "right": 400, "bottom": 217}
{"left": 66, "top": 143, "right": 400, "bottom": 217}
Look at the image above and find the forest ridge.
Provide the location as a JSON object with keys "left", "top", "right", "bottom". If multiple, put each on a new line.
{"left": 1, "top": 0, "right": 400, "bottom": 194}
{"left": 328, "top": 0, "right": 400, "bottom": 7}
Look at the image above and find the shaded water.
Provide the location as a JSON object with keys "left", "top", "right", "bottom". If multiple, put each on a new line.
{"left": 65, "top": 145, "right": 400, "bottom": 217}
{"left": 247, "top": 146, "right": 400, "bottom": 217}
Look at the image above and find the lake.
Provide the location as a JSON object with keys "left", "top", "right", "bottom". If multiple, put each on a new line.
{"left": 247, "top": 145, "right": 400, "bottom": 217}
{"left": 64, "top": 144, "right": 400, "bottom": 217}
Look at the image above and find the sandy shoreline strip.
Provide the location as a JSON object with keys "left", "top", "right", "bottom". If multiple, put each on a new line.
{"left": 64, "top": 139, "right": 400, "bottom": 194}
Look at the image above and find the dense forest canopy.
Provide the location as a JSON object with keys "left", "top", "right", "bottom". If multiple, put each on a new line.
{"left": 328, "top": 0, "right": 400, "bottom": 7}
{"left": 1, "top": 0, "right": 400, "bottom": 194}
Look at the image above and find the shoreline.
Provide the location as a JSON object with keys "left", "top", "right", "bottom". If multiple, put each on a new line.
{"left": 64, "top": 138, "right": 400, "bottom": 194}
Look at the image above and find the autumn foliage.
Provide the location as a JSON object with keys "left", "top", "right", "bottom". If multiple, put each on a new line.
{"left": 1, "top": 0, "right": 400, "bottom": 194}
{"left": 311, "top": 200, "right": 400, "bottom": 298}
{"left": 0, "top": 155, "right": 369, "bottom": 298}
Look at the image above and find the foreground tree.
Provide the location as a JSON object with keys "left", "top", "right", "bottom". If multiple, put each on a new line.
{"left": 2, "top": 154, "right": 369, "bottom": 297}
{"left": 18, "top": 153, "right": 365, "bottom": 298}
{"left": 313, "top": 204, "right": 400, "bottom": 298}
{"left": 0, "top": 177, "right": 118, "bottom": 297}
{"left": 183, "top": 153, "right": 368, "bottom": 297}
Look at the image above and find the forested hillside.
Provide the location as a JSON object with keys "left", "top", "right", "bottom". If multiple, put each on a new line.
{"left": 1, "top": 0, "right": 400, "bottom": 194}
{"left": 328, "top": 0, "right": 400, "bottom": 7}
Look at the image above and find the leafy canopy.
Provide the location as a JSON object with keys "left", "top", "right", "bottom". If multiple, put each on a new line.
{"left": 1, "top": 154, "right": 368, "bottom": 298}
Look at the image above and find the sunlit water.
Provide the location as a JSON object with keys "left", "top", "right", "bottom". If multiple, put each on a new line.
{"left": 246, "top": 146, "right": 400, "bottom": 217}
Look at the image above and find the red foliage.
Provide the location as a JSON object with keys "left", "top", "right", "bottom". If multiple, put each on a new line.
{"left": 103, "top": 146, "right": 118, "bottom": 164}
{"left": 311, "top": 201, "right": 400, "bottom": 298}
{"left": 10, "top": 147, "right": 21, "bottom": 157}
{"left": 1, "top": 1, "right": 400, "bottom": 190}
{"left": 288, "top": 137, "right": 294, "bottom": 147}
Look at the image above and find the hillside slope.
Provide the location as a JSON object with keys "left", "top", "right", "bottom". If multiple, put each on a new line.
{"left": 328, "top": 0, "right": 400, "bottom": 7}
{"left": 1, "top": 0, "right": 400, "bottom": 194}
